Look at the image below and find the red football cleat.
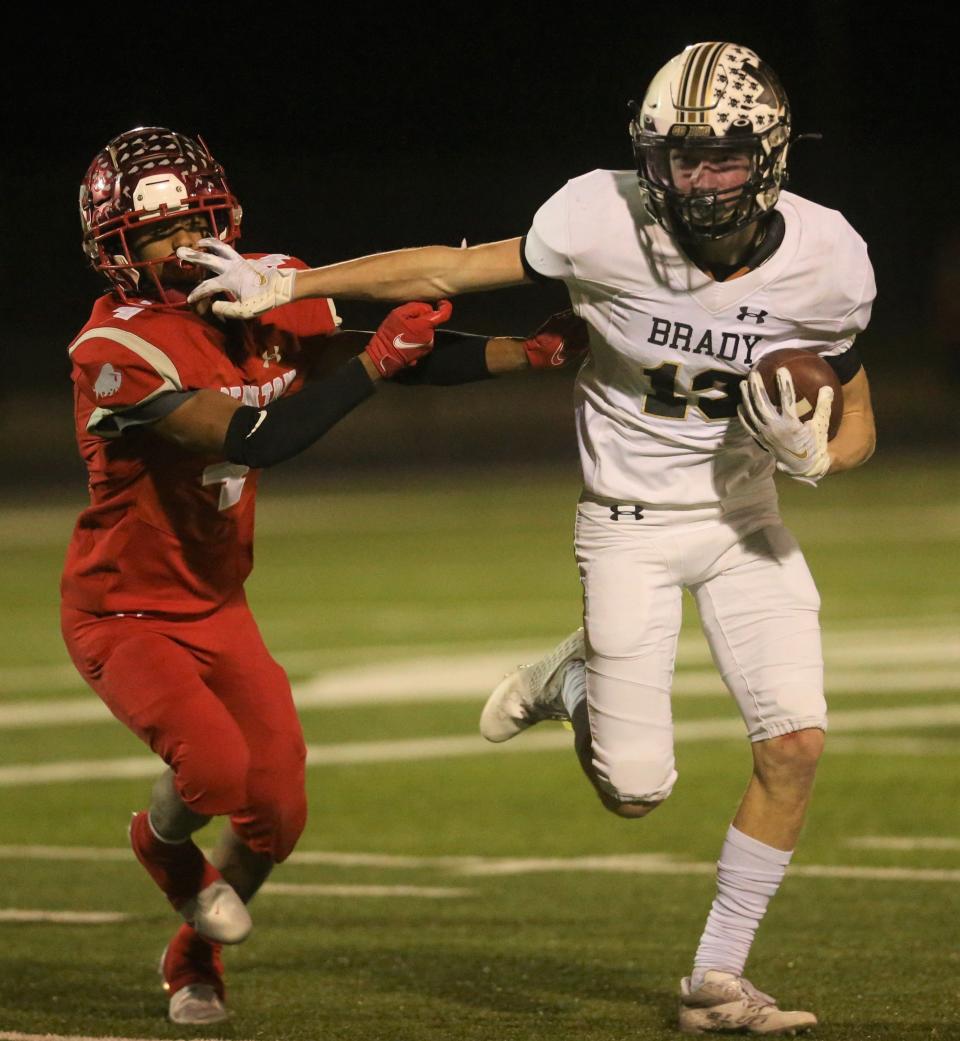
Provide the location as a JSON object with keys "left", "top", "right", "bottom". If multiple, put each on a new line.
{"left": 161, "top": 923, "right": 228, "bottom": 1024}
{"left": 129, "top": 810, "right": 251, "bottom": 944}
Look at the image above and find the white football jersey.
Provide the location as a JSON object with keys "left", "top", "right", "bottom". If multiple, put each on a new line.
{"left": 524, "top": 171, "right": 876, "bottom": 507}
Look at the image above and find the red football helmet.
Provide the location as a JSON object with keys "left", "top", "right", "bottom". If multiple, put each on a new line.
{"left": 79, "top": 127, "right": 242, "bottom": 305}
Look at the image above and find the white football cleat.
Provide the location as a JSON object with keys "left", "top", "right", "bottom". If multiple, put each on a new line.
{"left": 180, "top": 879, "right": 252, "bottom": 945}
{"left": 480, "top": 628, "right": 585, "bottom": 743}
{"left": 168, "top": 983, "right": 231, "bottom": 1025}
{"left": 678, "top": 970, "right": 817, "bottom": 1035}
{"left": 160, "top": 929, "right": 229, "bottom": 1025}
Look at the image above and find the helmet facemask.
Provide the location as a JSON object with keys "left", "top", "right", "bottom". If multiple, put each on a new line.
{"left": 634, "top": 127, "right": 790, "bottom": 241}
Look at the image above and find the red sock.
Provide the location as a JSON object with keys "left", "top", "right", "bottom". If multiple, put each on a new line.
{"left": 129, "top": 810, "right": 221, "bottom": 910}
{"left": 162, "top": 923, "right": 225, "bottom": 1000}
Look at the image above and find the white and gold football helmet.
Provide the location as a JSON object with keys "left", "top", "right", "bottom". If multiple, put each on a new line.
{"left": 630, "top": 42, "right": 792, "bottom": 240}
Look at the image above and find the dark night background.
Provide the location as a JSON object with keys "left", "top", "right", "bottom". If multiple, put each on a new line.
{"left": 4, "top": 8, "right": 957, "bottom": 488}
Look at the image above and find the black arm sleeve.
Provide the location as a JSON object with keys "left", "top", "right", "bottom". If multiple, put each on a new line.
{"left": 224, "top": 356, "right": 375, "bottom": 468}
{"left": 824, "top": 344, "right": 863, "bottom": 385}
{"left": 519, "top": 233, "right": 555, "bottom": 284}
{"left": 393, "top": 332, "right": 493, "bottom": 386}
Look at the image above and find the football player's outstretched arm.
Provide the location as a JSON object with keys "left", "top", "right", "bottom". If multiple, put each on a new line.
{"left": 294, "top": 238, "right": 529, "bottom": 301}
{"left": 825, "top": 366, "right": 876, "bottom": 474}
{"left": 303, "top": 312, "right": 589, "bottom": 385}
{"left": 152, "top": 302, "right": 451, "bottom": 464}
{"left": 182, "top": 239, "right": 528, "bottom": 320}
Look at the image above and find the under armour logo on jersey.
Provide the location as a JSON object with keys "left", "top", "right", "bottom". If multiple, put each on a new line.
{"left": 262, "top": 346, "right": 282, "bottom": 366}
{"left": 737, "top": 307, "right": 768, "bottom": 324}
{"left": 93, "top": 363, "right": 122, "bottom": 398}
{"left": 610, "top": 505, "right": 644, "bottom": 521}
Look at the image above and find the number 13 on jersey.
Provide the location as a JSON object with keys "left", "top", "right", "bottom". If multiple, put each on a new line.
{"left": 640, "top": 363, "right": 743, "bottom": 421}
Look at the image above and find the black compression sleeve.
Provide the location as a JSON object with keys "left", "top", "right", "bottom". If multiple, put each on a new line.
{"left": 519, "top": 233, "right": 554, "bottom": 284}
{"left": 393, "top": 333, "right": 492, "bottom": 386}
{"left": 224, "top": 356, "right": 375, "bottom": 468}
{"left": 824, "top": 344, "right": 863, "bottom": 385}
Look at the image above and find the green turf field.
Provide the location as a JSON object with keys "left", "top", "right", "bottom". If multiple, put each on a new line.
{"left": 0, "top": 461, "right": 957, "bottom": 1040}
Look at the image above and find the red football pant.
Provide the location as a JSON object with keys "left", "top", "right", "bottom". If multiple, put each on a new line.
{"left": 62, "top": 595, "right": 307, "bottom": 863}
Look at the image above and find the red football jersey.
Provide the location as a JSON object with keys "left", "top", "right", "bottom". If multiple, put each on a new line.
{"left": 62, "top": 257, "right": 339, "bottom": 617}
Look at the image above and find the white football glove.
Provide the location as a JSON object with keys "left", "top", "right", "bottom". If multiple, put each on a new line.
{"left": 738, "top": 368, "right": 833, "bottom": 484}
{"left": 177, "top": 238, "right": 296, "bottom": 318}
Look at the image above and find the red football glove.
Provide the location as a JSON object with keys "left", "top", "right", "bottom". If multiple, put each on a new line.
{"left": 364, "top": 300, "right": 453, "bottom": 378}
{"left": 523, "top": 310, "right": 589, "bottom": 369}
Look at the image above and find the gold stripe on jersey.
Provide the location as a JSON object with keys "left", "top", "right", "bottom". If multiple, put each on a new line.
{"left": 70, "top": 328, "right": 184, "bottom": 390}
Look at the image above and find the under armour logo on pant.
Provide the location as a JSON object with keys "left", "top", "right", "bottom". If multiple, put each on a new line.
{"left": 610, "top": 505, "right": 644, "bottom": 521}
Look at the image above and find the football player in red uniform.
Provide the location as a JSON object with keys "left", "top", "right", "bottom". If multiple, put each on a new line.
{"left": 63, "top": 127, "right": 587, "bottom": 1025}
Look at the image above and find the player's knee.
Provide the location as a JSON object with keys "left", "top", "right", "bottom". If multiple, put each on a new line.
{"left": 270, "top": 793, "right": 308, "bottom": 862}
{"left": 600, "top": 792, "right": 665, "bottom": 819}
{"left": 235, "top": 788, "right": 307, "bottom": 863}
{"left": 753, "top": 727, "right": 825, "bottom": 785}
{"left": 175, "top": 739, "right": 251, "bottom": 816}
{"left": 239, "top": 735, "right": 307, "bottom": 862}
{"left": 595, "top": 757, "right": 677, "bottom": 815}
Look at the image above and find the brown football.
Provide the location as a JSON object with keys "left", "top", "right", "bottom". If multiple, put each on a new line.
{"left": 754, "top": 348, "right": 843, "bottom": 440}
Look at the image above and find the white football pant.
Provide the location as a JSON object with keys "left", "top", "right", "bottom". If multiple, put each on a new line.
{"left": 574, "top": 496, "right": 827, "bottom": 806}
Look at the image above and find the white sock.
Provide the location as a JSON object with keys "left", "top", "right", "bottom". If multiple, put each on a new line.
{"left": 560, "top": 660, "right": 587, "bottom": 717}
{"left": 692, "top": 825, "right": 792, "bottom": 986}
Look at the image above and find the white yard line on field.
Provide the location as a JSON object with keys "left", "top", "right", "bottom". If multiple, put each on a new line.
{"left": 0, "top": 698, "right": 110, "bottom": 728}
{"left": 0, "top": 846, "right": 955, "bottom": 885}
{"left": 0, "top": 1035, "right": 261, "bottom": 1041}
{"left": 0, "top": 845, "right": 487, "bottom": 869}
{"left": 0, "top": 755, "right": 164, "bottom": 786}
{"left": 0, "top": 845, "right": 132, "bottom": 862}
{"left": 2, "top": 663, "right": 956, "bottom": 731}
{"left": 0, "top": 639, "right": 553, "bottom": 696}
{"left": 0, "top": 910, "right": 129, "bottom": 924}
{"left": 290, "top": 662, "right": 960, "bottom": 710}
{"left": 826, "top": 637, "right": 960, "bottom": 664}
{"left": 2, "top": 642, "right": 959, "bottom": 730}
{"left": 263, "top": 882, "right": 473, "bottom": 898}
{"left": 789, "top": 864, "right": 960, "bottom": 882}
{"left": 451, "top": 857, "right": 960, "bottom": 883}
{"left": 1, "top": 621, "right": 957, "bottom": 701}
{"left": 827, "top": 736, "right": 960, "bottom": 756}
{"left": 0, "top": 664, "right": 82, "bottom": 694}
{"left": 846, "top": 836, "right": 960, "bottom": 851}
{"left": 0, "top": 703, "right": 958, "bottom": 788}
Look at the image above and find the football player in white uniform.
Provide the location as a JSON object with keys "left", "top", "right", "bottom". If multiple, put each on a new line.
{"left": 185, "top": 42, "right": 876, "bottom": 1035}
